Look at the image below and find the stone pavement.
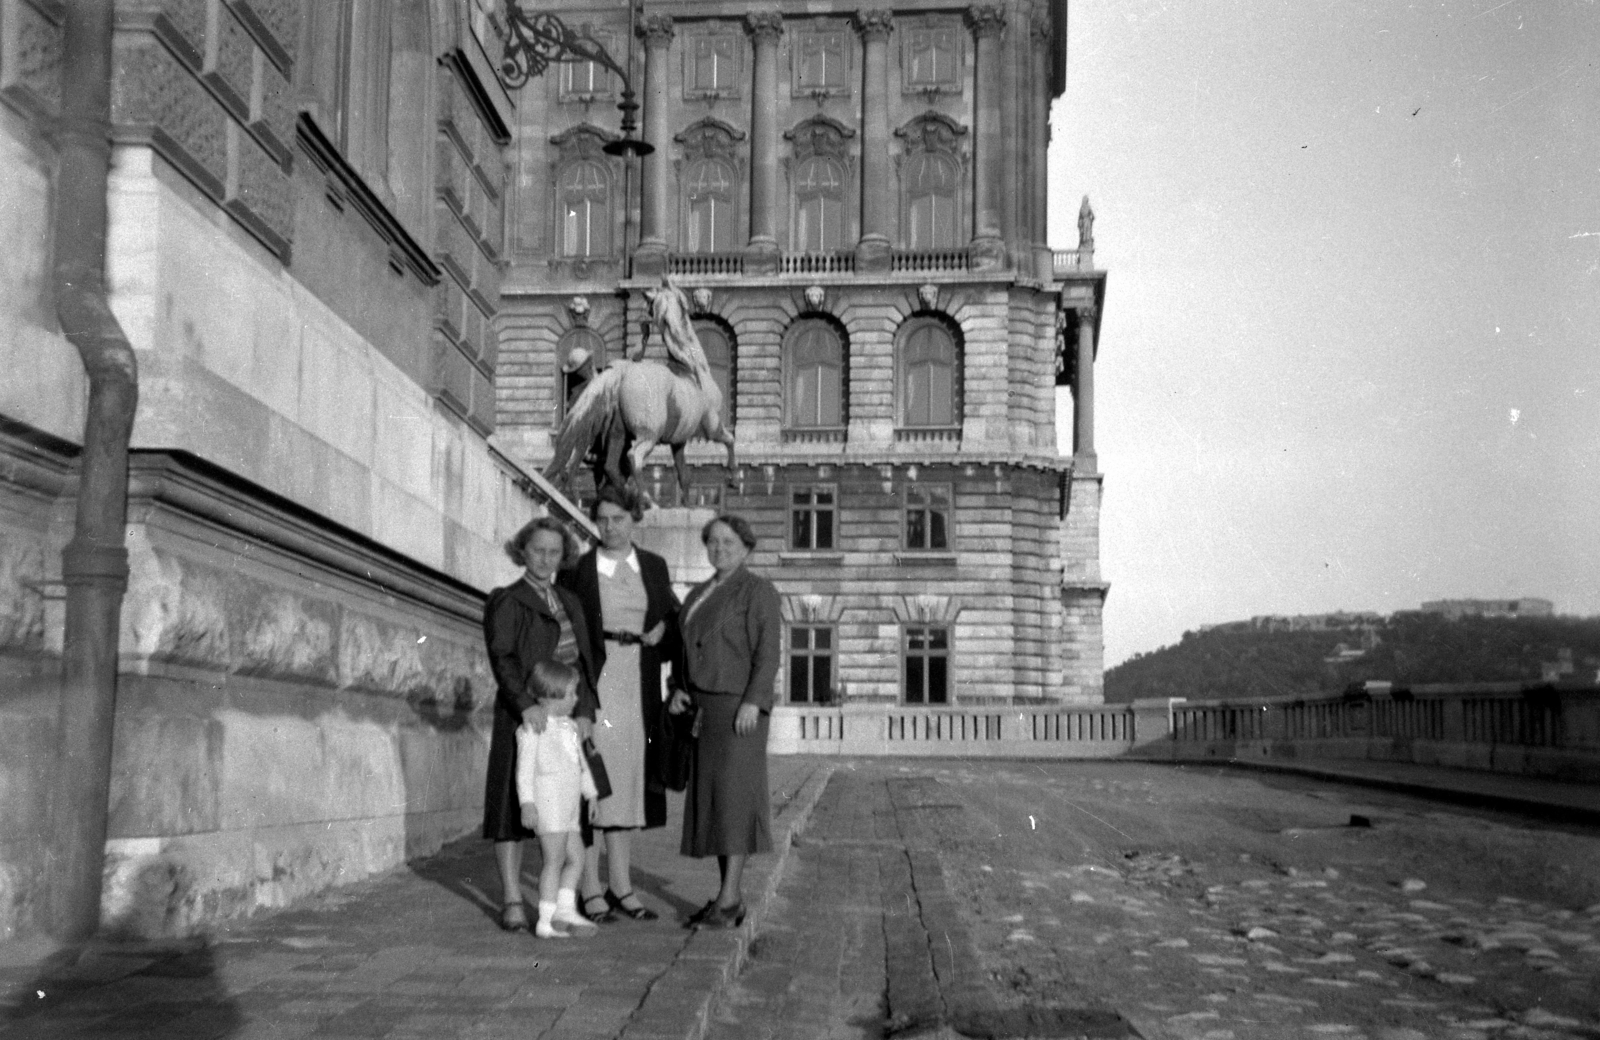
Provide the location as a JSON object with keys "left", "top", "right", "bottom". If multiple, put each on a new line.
{"left": 0, "top": 757, "right": 833, "bottom": 1040}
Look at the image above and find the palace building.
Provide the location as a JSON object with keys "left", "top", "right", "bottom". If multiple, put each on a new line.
{"left": 496, "top": 0, "right": 1108, "bottom": 706}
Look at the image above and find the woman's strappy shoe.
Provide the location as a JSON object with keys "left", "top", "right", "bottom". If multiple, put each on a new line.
{"left": 695, "top": 902, "right": 746, "bottom": 930}
{"left": 581, "top": 894, "right": 617, "bottom": 924}
{"left": 499, "top": 901, "right": 530, "bottom": 932}
{"left": 605, "top": 889, "right": 659, "bottom": 921}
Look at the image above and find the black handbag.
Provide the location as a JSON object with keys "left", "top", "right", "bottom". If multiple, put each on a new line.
{"left": 655, "top": 708, "right": 697, "bottom": 793}
{"left": 582, "top": 737, "right": 612, "bottom": 800}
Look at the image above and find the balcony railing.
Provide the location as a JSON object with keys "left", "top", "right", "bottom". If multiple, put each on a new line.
{"left": 783, "top": 251, "right": 856, "bottom": 274}
{"left": 666, "top": 252, "right": 745, "bottom": 276}
{"left": 892, "top": 249, "right": 971, "bottom": 273}
{"left": 770, "top": 703, "right": 1137, "bottom": 758}
{"left": 1052, "top": 247, "right": 1093, "bottom": 276}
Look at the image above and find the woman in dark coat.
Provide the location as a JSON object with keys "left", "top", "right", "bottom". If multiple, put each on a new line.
{"left": 482, "top": 516, "right": 600, "bottom": 932}
{"left": 559, "top": 487, "right": 681, "bottom": 922}
{"left": 667, "top": 514, "right": 782, "bottom": 929}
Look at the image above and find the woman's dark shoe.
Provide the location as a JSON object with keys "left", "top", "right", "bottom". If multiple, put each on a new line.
{"left": 695, "top": 902, "right": 746, "bottom": 930}
{"left": 605, "top": 889, "right": 660, "bottom": 921}
{"left": 499, "top": 902, "right": 530, "bottom": 932}
{"left": 581, "top": 894, "right": 617, "bottom": 924}
{"left": 684, "top": 899, "right": 719, "bottom": 927}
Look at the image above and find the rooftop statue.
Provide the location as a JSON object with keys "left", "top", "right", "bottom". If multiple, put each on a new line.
{"left": 546, "top": 277, "right": 736, "bottom": 505}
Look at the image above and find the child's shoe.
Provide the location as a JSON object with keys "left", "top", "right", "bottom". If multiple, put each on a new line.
{"left": 553, "top": 888, "right": 598, "bottom": 932}
{"left": 535, "top": 901, "right": 570, "bottom": 939}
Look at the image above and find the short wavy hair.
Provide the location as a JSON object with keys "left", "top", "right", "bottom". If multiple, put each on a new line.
{"left": 701, "top": 513, "right": 757, "bottom": 551}
{"left": 504, "top": 515, "right": 570, "bottom": 565}
{"left": 590, "top": 485, "right": 643, "bottom": 523}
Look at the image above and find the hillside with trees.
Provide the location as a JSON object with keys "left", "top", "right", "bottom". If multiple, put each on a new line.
{"left": 1103, "top": 614, "right": 1600, "bottom": 703}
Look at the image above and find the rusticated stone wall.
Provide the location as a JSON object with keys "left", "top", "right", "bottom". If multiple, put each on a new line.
{"left": 0, "top": 427, "right": 502, "bottom": 939}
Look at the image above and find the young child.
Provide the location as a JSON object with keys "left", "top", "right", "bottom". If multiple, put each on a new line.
{"left": 515, "top": 660, "right": 600, "bottom": 939}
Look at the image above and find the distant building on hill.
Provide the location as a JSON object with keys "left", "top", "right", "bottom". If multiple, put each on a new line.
{"left": 1242, "top": 612, "right": 1382, "bottom": 633}
{"left": 1419, "top": 598, "right": 1554, "bottom": 620}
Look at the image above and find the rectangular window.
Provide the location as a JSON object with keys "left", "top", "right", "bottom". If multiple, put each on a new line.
{"left": 903, "top": 26, "right": 959, "bottom": 91}
{"left": 904, "top": 626, "right": 949, "bottom": 704}
{"left": 904, "top": 485, "right": 951, "bottom": 551}
{"left": 794, "top": 30, "right": 847, "bottom": 94}
{"left": 788, "top": 626, "right": 835, "bottom": 704}
{"left": 790, "top": 486, "right": 836, "bottom": 550}
{"left": 692, "top": 35, "right": 739, "bottom": 92}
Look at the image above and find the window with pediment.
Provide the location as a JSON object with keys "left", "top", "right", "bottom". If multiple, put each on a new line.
{"left": 785, "top": 117, "right": 856, "bottom": 254}
{"left": 784, "top": 318, "right": 847, "bottom": 431}
{"left": 897, "top": 317, "right": 961, "bottom": 429}
{"left": 685, "top": 28, "right": 743, "bottom": 98}
{"left": 901, "top": 22, "right": 962, "bottom": 95}
{"left": 792, "top": 26, "right": 850, "bottom": 97}
{"left": 677, "top": 119, "right": 746, "bottom": 254}
{"left": 896, "top": 114, "right": 967, "bottom": 250}
{"left": 551, "top": 125, "right": 619, "bottom": 258}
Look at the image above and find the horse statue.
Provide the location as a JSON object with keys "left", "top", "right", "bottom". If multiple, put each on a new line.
{"left": 545, "top": 277, "right": 736, "bottom": 505}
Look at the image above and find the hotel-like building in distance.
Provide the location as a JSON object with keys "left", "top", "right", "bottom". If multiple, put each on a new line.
{"left": 495, "top": 0, "right": 1108, "bottom": 705}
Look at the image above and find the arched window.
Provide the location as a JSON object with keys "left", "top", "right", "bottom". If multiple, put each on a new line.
{"left": 903, "top": 152, "right": 959, "bottom": 249}
{"left": 556, "top": 327, "right": 605, "bottom": 423}
{"left": 694, "top": 319, "right": 735, "bottom": 427}
{"left": 784, "top": 319, "right": 844, "bottom": 430}
{"left": 898, "top": 318, "right": 960, "bottom": 428}
{"left": 558, "top": 160, "right": 610, "bottom": 257}
{"left": 683, "top": 158, "right": 737, "bottom": 253}
{"left": 793, "top": 156, "right": 845, "bottom": 253}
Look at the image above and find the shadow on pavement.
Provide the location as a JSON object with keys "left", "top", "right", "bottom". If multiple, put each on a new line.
{"left": 3, "top": 938, "right": 243, "bottom": 1038}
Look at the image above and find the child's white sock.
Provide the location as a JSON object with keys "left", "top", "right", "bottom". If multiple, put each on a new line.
{"left": 553, "top": 887, "right": 597, "bottom": 929}
{"left": 536, "top": 899, "right": 569, "bottom": 939}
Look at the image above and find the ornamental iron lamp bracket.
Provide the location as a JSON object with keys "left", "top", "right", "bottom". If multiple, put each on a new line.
{"left": 499, "top": 0, "right": 653, "bottom": 157}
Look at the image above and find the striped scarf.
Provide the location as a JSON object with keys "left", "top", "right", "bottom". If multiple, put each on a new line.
{"left": 525, "top": 575, "right": 579, "bottom": 667}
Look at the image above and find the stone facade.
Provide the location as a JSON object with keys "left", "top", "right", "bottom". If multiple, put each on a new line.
{"left": 0, "top": 1, "right": 584, "bottom": 940}
{"left": 497, "top": 0, "right": 1107, "bottom": 706}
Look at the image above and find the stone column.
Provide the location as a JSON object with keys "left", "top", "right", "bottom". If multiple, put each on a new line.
{"left": 634, "top": 14, "right": 674, "bottom": 276}
{"left": 854, "top": 9, "right": 894, "bottom": 272}
{"left": 1031, "top": 12, "right": 1054, "bottom": 278}
{"left": 745, "top": 11, "right": 784, "bottom": 273}
{"left": 965, "top": 5, "right": 1006, "bottom": 269}
{"left": 1073, "top": 302, "right": 1097, "bottom": 469}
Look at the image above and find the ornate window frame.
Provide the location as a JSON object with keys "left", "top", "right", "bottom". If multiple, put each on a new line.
{"left": 683, "top": 22, "right": 745, "bottom": 100}
{"left": 675, "top": 117, "right": 747, "bottom": 254}
{"left": 557, "top": 27, "right": 620, "bottom": 102}
{"left": 899, "top": 16, "right": 964, "bottom": 98}
{"left": 549, "top": 124, "right": 621, "bottom": 261}
{"left": 784, "top": 115, "right": 857, "bottom": 255}
{"left": 894, "top": 112, "right": 969, "bottom": 250}
{"left": 790, "top": 20, "right": 853, "bottom": 99}
{"left": 692, "top": 314, "right": 737, "bottom": 429}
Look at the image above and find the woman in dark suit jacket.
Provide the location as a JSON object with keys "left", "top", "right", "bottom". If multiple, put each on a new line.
{"left": 482, "top": 516, "right": 600, "bottom": 932}
{"left": 559, "top": 486, "right": 681, "bottom": 922}
{"left": 667, "top": 514, "right": 782, "bottom": 929}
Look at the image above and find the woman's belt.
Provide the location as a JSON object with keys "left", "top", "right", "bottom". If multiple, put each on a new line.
{"left": 603, "top": 630, "right": 642, "bottom": 646}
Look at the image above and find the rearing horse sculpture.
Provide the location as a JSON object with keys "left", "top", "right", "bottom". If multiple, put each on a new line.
{"left": 545, "top": 278, "right": 736, "bottom": 504}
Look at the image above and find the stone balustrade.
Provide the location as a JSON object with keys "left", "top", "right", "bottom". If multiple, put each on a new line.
{"left": 1129, "top": 683, "right": 1600, "bottom": 783}
{"left": 769, "top": 703, "right": 1136, "bottom": 758}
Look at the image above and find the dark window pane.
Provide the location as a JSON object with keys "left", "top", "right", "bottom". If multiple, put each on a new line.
{"left": 814, "top": 629, "right": 831, "bottom": 649}
{"left": 813, "top": 657, "right": 832, "bottom": 701}
{"left": 793, "top": 510, "right": 812, "bottom": 548}
{"left": 929, "top": 510, "right": 947, "bottom": 549}
{"left": 906, "top": 657, "right": 925, "bottom": 703}
{"left": 816, "top": 510, "right": 833, "bottom": 549}
{"left": 928, "top": 656, "right": 947, "bottom": 703}
{"left": 929, "top": 629, "right": 948, "bottom": 650}
{"left": 907, "top": 509, "right": 925, "bottom": 549}
{"left": 789, "top": 656, "right": 809, "bottom": 703}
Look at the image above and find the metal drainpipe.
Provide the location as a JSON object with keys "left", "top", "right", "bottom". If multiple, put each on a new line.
{"left": 46, "top": 0, "right": 139, "bottom": 941}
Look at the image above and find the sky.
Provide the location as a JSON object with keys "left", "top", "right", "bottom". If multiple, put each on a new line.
{"left": 1046, "top": 0, "right": 1600, "bottom": 667}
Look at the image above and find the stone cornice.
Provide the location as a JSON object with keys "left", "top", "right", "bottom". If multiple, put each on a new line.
{"left": 745, "top": 11, "right": 785, "bottom": 41}
{"left": 125, "top": 449, "right": 486, "bottom": 622}
{"left": 638, "top": 14, "right": 675, "bottom": 46}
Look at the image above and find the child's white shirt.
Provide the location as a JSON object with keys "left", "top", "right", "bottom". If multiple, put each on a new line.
{"left": 515, "top": 716, "right": 599, "bottom": 815}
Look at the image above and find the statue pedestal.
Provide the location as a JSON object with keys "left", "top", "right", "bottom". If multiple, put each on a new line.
{"left": 637, "top": 506, "right": 716, "bottom": 597}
